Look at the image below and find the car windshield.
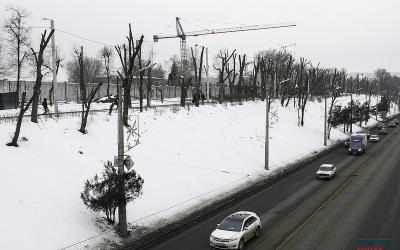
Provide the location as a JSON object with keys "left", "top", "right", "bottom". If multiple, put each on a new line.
{"left": 371, "top": 135, "right": 378, "bottom": 138}
{"left": 319, "top": 166, "right": 332, "bottom": 171}
{"left": 218, "top": 217, "right": 244, "bottom": 232}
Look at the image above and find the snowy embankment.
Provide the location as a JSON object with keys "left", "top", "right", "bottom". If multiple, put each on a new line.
{"left": 0, "top": 95, "right": 397, "bottom": 250}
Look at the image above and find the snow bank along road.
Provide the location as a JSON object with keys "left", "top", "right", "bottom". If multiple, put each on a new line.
{"left": 144, "top": 118, "right": 400, "bottom": 250}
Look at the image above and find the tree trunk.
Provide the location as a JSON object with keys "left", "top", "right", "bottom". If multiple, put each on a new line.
{"left": 7, "top": 92, "right": 27, "bottom": 147}
{"left": 30, "top": 70, "right": 43, "bottom": 123}
{"left": 147, "top": 68, "right": 152, "bottom": 107}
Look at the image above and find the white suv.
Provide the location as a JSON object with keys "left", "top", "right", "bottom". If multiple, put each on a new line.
{"left": 210, "top": 211, "right": 261, "bottom": 249}
{"left": 316, "top": 164, "right": 336, "bottom": 180}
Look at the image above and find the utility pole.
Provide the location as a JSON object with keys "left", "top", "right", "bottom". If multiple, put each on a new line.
{"left": 265, "top": 86, "right": 269, "bottom": 170}
{"left": 350, "top": 80, "right": 353, "bottom": 133}
{"left": 205, "top": 47, "right": 209, "bottom": 102}
{"left": 43, "top": 18, "right": 59, "bottom": 116}
{"left": 324, "top": 93, "right": 328, "bottom": 146}
{"left": 117, "top": 77, "right": 128, "bottom": 237}
{"left": 50, "top": 20, "right": 58, "bottom": 116}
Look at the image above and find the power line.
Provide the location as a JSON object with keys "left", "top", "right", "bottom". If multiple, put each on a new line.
{"left": 55, "top": 28, "right": 113, "bottom": 47}
{"left": 135, "top": 156, "right": 250, "bottom": 176}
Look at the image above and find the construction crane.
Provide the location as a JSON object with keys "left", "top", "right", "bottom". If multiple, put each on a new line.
{"left": 153, "top": 17, "right": 296, "bottom": 76}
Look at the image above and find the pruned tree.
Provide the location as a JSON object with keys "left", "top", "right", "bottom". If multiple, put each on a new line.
{"left": 43, "top": 47, "right": 63, "bottom": 106}
{"left": 3, "top": 6, "right": 31, "bottom": 105}
{"left": 191, "top": 46, "right": 205, "bottom": 106}
{"left": 251, "top": 57, "right": 261, "bottom": 101}
{"left": 7, "top": 29, "right": 54, "bottom": 146}
{"left": 225, "top": 52, "right": 237, "bottom": 103}
{"left": 295, "top": 58, "right": 310, "bottom": 126}
{"left": 66, "top": 56, "right": 103, "bottom": 83}
{"left": 214, "top": 49, "right": 236, "bottom": 104}
{"left": 115, "top": 23, "right": 144, "bottom": 126}
{"left": 74, "top": 46, "right": 102, "bottom": 134}
{"left": 237, "top": 54, "right": 246, "bottom": 103}
{"left": 100, "top": 46, "right": 113, "bottom": 100}
{"left": 146, "top": 65, "right": 152, "bottom": 107}
{"left": 326, "top": 68, "right": 343, "bottom": 138}
{"left": 136, "top": 44, "right": 150, "bottom": 112}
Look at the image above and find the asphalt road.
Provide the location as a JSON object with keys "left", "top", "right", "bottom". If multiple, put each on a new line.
{"left": 148, "top": 123, "right": 400, "bottom": 250}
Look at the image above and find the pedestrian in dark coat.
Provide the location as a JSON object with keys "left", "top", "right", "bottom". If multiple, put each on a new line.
{"left": 42, "top": 98, "right": 49, "bottom": 114}
{"left": 201, "top": 92, "right": 205, "bottom": 105}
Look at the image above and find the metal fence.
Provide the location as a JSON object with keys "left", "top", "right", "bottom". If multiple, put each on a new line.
{"left": 0, "top": 79, "right": 261, "bottom": 104}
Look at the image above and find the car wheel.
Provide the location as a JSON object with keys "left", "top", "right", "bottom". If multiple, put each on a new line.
{"left": 238, "top": 238, "right": 244, "bottom": 250}
{"left": 255, "top": 226, "right": 261, "bottom": 238}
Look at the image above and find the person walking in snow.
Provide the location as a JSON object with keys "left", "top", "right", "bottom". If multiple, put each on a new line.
{"left": 42, "top": 98, "right": 49, "bottom": 114}
{"left": 201, "top": 92, "right": 205, "bottom": 105}
{"left": 108, "top": 96, "right": 118, "bottom": 115}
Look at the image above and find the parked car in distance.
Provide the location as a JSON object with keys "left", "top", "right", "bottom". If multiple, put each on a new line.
{"left": 369, "top": 134, "right": 380, "bottom": 142}
{"left": 379, "top": 127, "right": 388, "bottom": 135}
{"left": 394, "top": 119, "right": 399, "bottom": 125}
{"left": 316, "top": 164, "right": 336, "bottom": 180}
{"left": 377, "top": 122, "right": 385, "bottom": 130}
{"left": 210, "top": 211, "right": 261, "bottom": 250}
{"left": 344, "top": 138, "right": 350, "bottom": 148}
{"left": 388, "top": 121, "right": 396, "bottom": 128}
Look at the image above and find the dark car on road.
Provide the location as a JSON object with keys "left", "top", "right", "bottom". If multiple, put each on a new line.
{"left": 344, "top": 138, "right": 350, "bottom": 148}
{"left": 388, "top": 121, "right": 396, "bottom": 128}
{"left": 377, "top": 122, "right": 385, "bottom": 130}
{"left": 394, "top": 119, "right": 399, "bottom": 125}
{"left": 379, "top": 127, "right": 388, "bottom": 135}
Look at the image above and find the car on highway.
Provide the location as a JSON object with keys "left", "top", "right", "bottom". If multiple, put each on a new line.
{"left": 344, "top": 138, "right": 350, "bottom": 148}
{"left": 379, "top": 127, "right": 388, "bottom": 135}
{"left": 369, "top": 134, "right": 380, "bottom": 142}
{"left": 210, "top": 211, "right": 261, "bottom": 250}
{"left": 388, "top": 121, "right": 396, "bottom": 128}
{"left": 377, "top": 122, "right": 385, "bottom": 130}
{"left": 316, "top": 164, "right": 336, "bottom": 180}
{"left": 394, "top": 119, "right": 399, "bottom": 125}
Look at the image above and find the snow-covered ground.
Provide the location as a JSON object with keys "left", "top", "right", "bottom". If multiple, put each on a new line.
{"left": 0, "top": 95, "right": 397, "bottom": 250}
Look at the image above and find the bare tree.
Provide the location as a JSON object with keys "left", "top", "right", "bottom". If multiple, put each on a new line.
{"left": 74, "top": 46, "right": 102, "bottom": 134}
{"left": 3, "top": 6, "right": 31, "bottom": 105}
{"left": 115, "top": 23, "right": 143, "bottom": 125}
{"left": 43, "top": 47, "right": 63, "bottom": 106}
{"left": 66, "top": 56, "right": 103, "bottom": 83}
{"left": 0, "top": 35, "right": 6, "bottom": 76}
{"left": 100, "top": 46, "right": 113, "bottom": 100}
{"left": 237, "top": 54, "right": 246, "bottom": 103}
{"left": 214, "top": 49, "right": 236, "bottom": 104}
{"left": 251, "top": 57, "right": 261, "bottom": 101}
{"left": 191, "top": 46, "right": 205, "bottom": 106}
{"left": 7, "top": 29, "right": 53, "bottom": 146}
{"left": 136, "top": 44, "right": 151, "bottom": 112}
{"left": 225, "top": 52, "right": 237, "bottom": 103}
{"left": 326, "top": 68, "right": 343, "bottom": 138}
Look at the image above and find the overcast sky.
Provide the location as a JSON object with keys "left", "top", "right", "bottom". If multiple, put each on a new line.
{"left": 1, "top": 0, "right": 399, "bottom": 81}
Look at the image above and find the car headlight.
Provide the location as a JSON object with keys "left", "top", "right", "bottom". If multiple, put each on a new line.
{"left": 358, "top": 149, "right": 362, "bottom": 151}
